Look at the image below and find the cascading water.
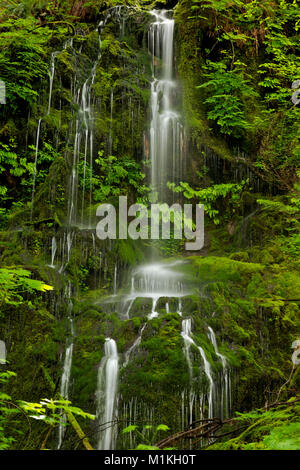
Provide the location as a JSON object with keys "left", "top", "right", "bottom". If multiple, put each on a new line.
{"left": 207, "top": 326, "right": 231, "bottom": 418}
{"left": 30, "top": 118, "right": 41, "bottom": 221}
{"left": 181, "top": 318, "right": 215, "bottom": 420}
{"left": 54, "top": 17, "right": 112, "bottom": 281}
{"left": 48, "top": 236, "right": 57, "bottom": 269}
{"left": 123, "top": 324, "right": 146, "bottom": 367}
{"left": 40, "top": 7, "right": 193, "bottom": 450}
{"left": 35, "top": 7, "right": 233, "bottom": 450}
{"left": 63, "top": 17, "right": 106, "bottom": 278}
{"left": 181, "top": 319, "right": 197, "bottom": 426}
{"left": 102, "top": 11, "right": 190, "bottom": 447}
{"left": 45, "top": 30, "right": 101, "bottom": 277}
{"left": 108, "top": 89, "right": 114, "bottom": 155}
{"left": 31, "top": 40, "right": 70, "bottom": 221}
{"left": 96, "top": 338, "right": 119, "bottom": 450}
{"left": 68, "top": 71, "right": 95, "bottom": 228}
{"left": 24, "top": 4, "right": 236, "bottom": 450}
{"left": 181, "top": 319, "right": 194, "bottom": 379}
{"left": 177, "top": 298, "right": 182, "bottom": 317}
{"left": 116, "top": 10, "right": 188, "bottom": 322}
{"left": 148, "top": 10, "right": 185, "bottom": 200}
{"left": 121, "top": 398, "right": 155, "bottom": 449}
{"left": 113, "top": 262, "right": 117, "bottom": 295}
{"left": 47, "top": 51, "right": 58, "bottom": 115}
{"left": 198, "top": 343, "right": 214, "bottom": 420}
{"left": 122, "top": 260, "right": 189, "bottom": 319}
{"left": 58, "top": 311, "right": 74, "bottom": 449}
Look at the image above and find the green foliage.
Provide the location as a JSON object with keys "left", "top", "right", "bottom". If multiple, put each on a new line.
{"left": 122, "top": 423, "right": 171, "bottom": 450}
{"left": 19, "top": 398, "right": 95, "bottom": 426}
{"left": 0, "top": 141, "right": 33, "bottom": 187}
{"left": 168, "top": 180, "right": 246, "bottom": 224}
{"left": 198, "top": 61, "right": 257, "bottom": 136}
{"left": 0, "top": 140, "right": 34, "bottom": 215}
{"left": 191, "top": 256, "right": 263, "bottom": 283}
{"left": 0, "top": 267, "right": 53, "bottom": 310}
{"left": 193, "top": 0, "right": 244, "bottom": 14}
{"left": 92, "top": 152, "right": 149, "bottom": 203}
{"left": 135, "top": 444, "right": 161, "bottom": 450}
{"left": 27, "top": 141, "right": 60, "bottom": 187}
{"left": 122, "top": 424, "right": 138, "bottom": 434}
{"left": 257, "top": 2, "right": 300, "bottom": 108}
{"left": 257, "top": 181, "right": 300, "bottom": 255}
{"left": 209, "top": 400, "right": 300, "bottom": 450}
{"left": 0, "top": 0, "right": 299, "bottom": 453}
{"left": 0, "top": 139, "right": 60, "bottom": 225}
{"left": 0, "top": 371, "right": 16, "bottom": 450}
{"left": 179, "top": 0, "right": 300, "bottom": 187}
{"left": 0, "top": 17, "right": 50, "bottom": 112}
{"left": 0, "top": 371, "right": 95, "bottom": 450}
{"left": 262, "top": 422, "right": 300, "bottom": 450}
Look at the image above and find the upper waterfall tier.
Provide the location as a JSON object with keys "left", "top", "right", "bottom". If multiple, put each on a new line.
{"left": 119, "top": 260, "right": 191, "bottom": 320}
{"left": 130, "top": 261, "right": 188, "bottom": 298}
{"left": 148, "top": 10, "right": 185, "bottom": 201}
{"left": 149, "top": 10, "right": 174, "bottom": 80}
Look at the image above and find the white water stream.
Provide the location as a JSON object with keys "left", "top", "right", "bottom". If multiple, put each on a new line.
{"left": 148, "top": 10, "right": 184, "bottom": 200}
{"left": 181, "top": 319, "right": 215, "bottom": 419}
{"left": 96, "top": 338, "right": 119, "bottom": 450}
{"left": 58, "top": 311, "right": 74, "bottom": 449}
{"left": 122, "top": 261, "right": 189, "bottom": 320}
{"left": 207, "top": 326, "right": 231, "bottom": 418}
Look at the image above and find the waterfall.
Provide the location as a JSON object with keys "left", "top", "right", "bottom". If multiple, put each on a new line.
{"left": 109, "top": 89, "right": 114, "bottom": 155}
{"left": 0, "top": 340, "right": 6, "bottom": 364}
{"left": 148, "top": 296, "right": 159, "bottom": 320}
{"left": 197, "top": 344, "right": 214, "bottom": 419}
{"left": 67, "top": 19, "right": 106, "bottom": 228}
{"left": 181, "top": 319, "right": 194, "bottom": 379}
{"left": 103, "top": 18, "right": 191, "bottom": 448}
{"left": 131, "top": 261, "right": 186, "bottom": 295}
{"left": 66, "top": 232, "right": 72, "bottom": 262}
{"left": 94, "top": 9, "right": 206, "bottom": 449}
{"left": 181, "top": 319, "right": 215, "bottom": 420}
{"left": 123, "top": 324, "right": 146, "bottom": 367}
{"left": 49, "top": 236, "right": 57, "bottom": 269}
{"left": 120, "top": 397, "right": 155, "bottom": 449}
{"left": 58, "top": 317, "right": 74, "bottom": 449}
{"left": 113, "top": 10, "right": 188, "bottom": 321}
{"left": 113, "top": 262, "right": 117, "bottom": 295}
{"left": 122, "top": 261, "right": 189, "bottom": 319}
{"left": 207, "top": 326, "right": 231, "bottom": 418}
{"left": 47, "top": 52, "right": 58, "bottom": 115}
{"left": 177, "top": 298, "right": 182, "bottom": 317}
{"left": 30, "top": 118, "right": 42, "bottom": 221}
{"left": 148, "top": 10, "right": 184, "bottom": 200}
{"left": 31, "top": 42, "right": 69, "bottom": 220}
{"left": 96, "top": 338, "right": 119, "bottom": 450}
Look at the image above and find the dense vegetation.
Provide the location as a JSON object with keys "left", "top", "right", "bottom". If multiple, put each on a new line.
{"left": 0, "top": 0, "right": 299, "bottom": 451}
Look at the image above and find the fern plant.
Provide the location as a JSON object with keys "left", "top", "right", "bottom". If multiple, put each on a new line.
{"left": 198, "top": 61, "right": 258, "bottom": 136}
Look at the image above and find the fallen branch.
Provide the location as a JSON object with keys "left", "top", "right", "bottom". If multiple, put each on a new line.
{"left": 156, "top": 396, "right": 300, "bottom": 449}
{"left": 41, "top": 364, "right": 94, "bottom": 450}
{"left": 156, "top": 418, "right": 224, "bottom": 449}
{"left": 29, "top": 21, "right": 76, "bottom": 35}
